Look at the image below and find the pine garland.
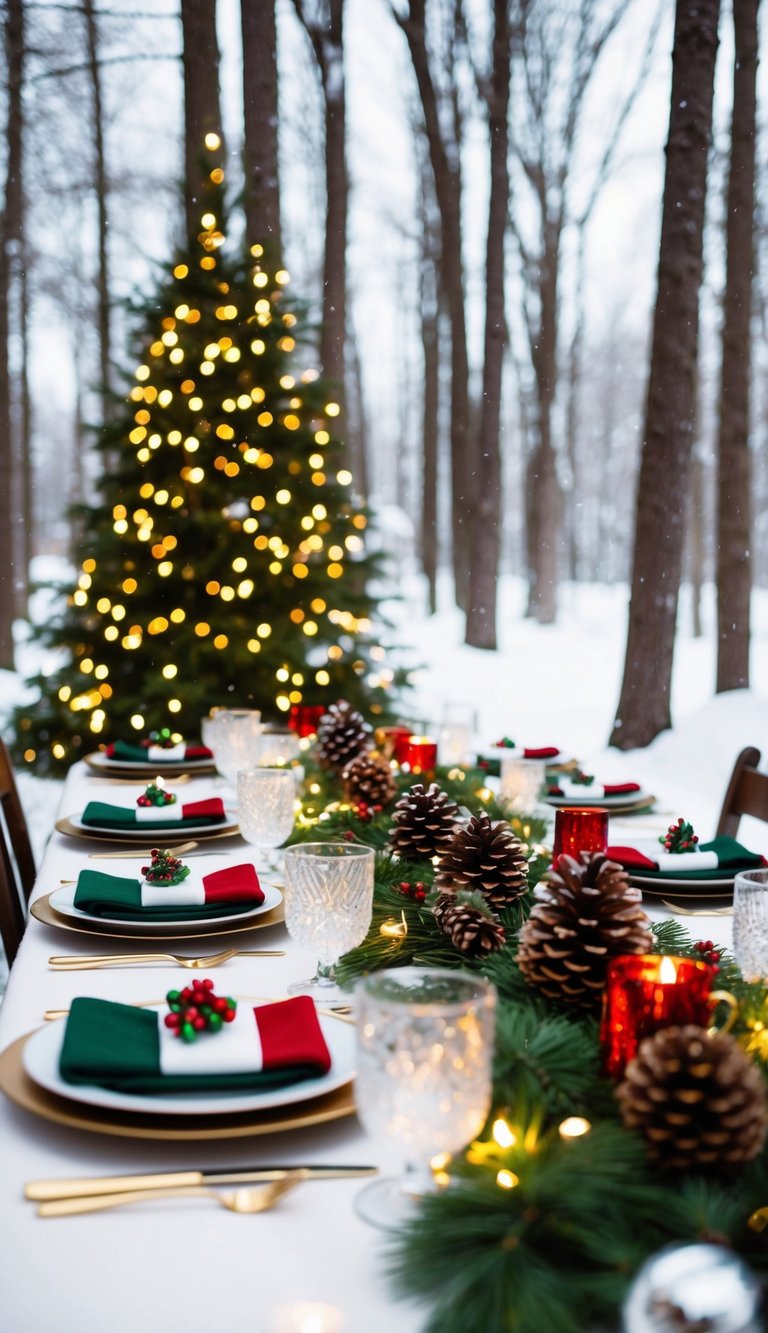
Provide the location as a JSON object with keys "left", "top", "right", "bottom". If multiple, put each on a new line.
{"left": 286, "top": 733, "right": 768, "bottom": 1332}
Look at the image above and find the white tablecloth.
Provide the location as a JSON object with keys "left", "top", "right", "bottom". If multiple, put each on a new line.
{"left": 0, "top": 765, "right": 741, "bottom": 1333}
{"left": 0, "top": 763, "right": 423, "bottom": 1333}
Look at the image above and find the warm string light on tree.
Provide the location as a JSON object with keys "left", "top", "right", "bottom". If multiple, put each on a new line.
{"left": 15, "top": 148, "right": 399, "bottom": 772}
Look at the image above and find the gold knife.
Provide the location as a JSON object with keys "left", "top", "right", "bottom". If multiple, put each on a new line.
{"left": 26, "top": 1165, "right": 377, "bottom": 1202}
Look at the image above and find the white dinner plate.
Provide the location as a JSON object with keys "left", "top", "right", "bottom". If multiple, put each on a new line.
{"left": 22, "top": 1006, "right": 355, "bottom": 1117}
{"left": 545, "top": 789, "right": 653, "bottom": 808}
{"left": 67, "top": 812, "right": 239, "bottom": 841}
{"left": 49, "top": 880, "right": 283, "bottom": 936}
{"left": 629, "top": 872, "right": 735, "bottom": 893}
{"left": 85, "top": 751, "right": 215, "bottom": 775}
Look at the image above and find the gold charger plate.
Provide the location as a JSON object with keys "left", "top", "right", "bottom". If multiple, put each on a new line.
{"left": 0, "top": 1031, "right": 355, "bottom": 1140}
{"left": 30, "top": 891, "right": 285, "bottom": 941}
{"left": 84, "top": 752, "right": 217, "bottom": 779}
{"left": 55, "top": 815, "right": 241, "bottom": 846}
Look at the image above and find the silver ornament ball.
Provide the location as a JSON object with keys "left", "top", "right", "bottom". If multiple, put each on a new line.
{"left": 623, "top": 1243, "right": 763, "bottom": 1333}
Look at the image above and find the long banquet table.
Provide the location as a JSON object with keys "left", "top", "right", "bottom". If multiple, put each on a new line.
{"left": 0, "top": 762, "right": 740, "bottom": 1333}
{"left": 0, "top": 761, "right": 424, "bottom": 1333}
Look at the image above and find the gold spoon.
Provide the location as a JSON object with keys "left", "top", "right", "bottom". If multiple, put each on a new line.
{"left": 37, "top": 1171, "right": 307, "bottom": 1218}
{"left": 660, "top": 898, "right": 733, "bottom": 916}
{"left": 48, "top": 947, "right": 286, "bottom": 970}
{"left": 87, "top": 840, "right": 200, "bottom": 859}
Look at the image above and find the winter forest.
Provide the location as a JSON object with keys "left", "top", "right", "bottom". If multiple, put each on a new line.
{"left": 0, "top": 0, "right": 763, "bottom": 765}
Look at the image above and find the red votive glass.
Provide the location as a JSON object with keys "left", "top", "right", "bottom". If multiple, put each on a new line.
{"left": 403, "top": 735, "right": 438, "bottom": 775}
{"left": 600, "top": 953, "right": 715, "bottom": 1079}
{"left": 375, "top": 726, "right": 413, "bottom": 763}
{"left": 288, "top": 705, "right": 326, "bottom": 738}
{"left": 552, "top": 807, "right": 609, "bottom": 862}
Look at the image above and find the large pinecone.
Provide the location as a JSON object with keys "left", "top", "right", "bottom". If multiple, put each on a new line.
{"left": 433, "top": 890, "right": 506, "bottom": 958}
{"left": 516, "top": 852, "right": 653, "bottom": 1010}
{"left": 316, "top": 701, "right": 372, "bottom": 771}
{"left": 618, "top": 1025, "right": 768, "bottom": 1170}
{"left": 437, "top": 812, "right": 528, "bottom": 911}
{"left": 389, "top": 782, "right": 460, "bottom": 861}
{"left": 341, "top": 752, "right": 397, "bottom": 807}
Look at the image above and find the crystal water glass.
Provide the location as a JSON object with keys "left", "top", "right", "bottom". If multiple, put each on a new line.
{"left": 733, "top": 869, "right": 768, "bottom": 981}
{"left": 500, "top": 756, "right": 546, "bottom": 813}
{"left": 354, "top": 967, "right": 497, "bottom": 1229}
{"left": 438, "top": 702, "right": 476, "bottom": 766}
{"left": 206, "top": 709, "right": 262, "bottom": 786}
{"left": 282, "top": 843, "right": 375, "bottom": 1004}
{"left": 237, "top": 767, "right": 296, "bottom": 872}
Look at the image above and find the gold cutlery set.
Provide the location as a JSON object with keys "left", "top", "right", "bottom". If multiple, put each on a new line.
{"left": 24, "top": 1165, "right": 377, "bottom": 1218}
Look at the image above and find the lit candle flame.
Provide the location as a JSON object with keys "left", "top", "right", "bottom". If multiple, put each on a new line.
{"left": 659, "top": 956, "right": 678, "bottom": 984}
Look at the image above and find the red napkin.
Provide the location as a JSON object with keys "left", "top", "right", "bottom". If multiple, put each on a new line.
{"left": 523, "top": 747, "right": 560, "bottom": 760}
{"left": 202, "top": 864, "right": 265, "bottom": 905}
{"left": 548, "top": 782, "right": 641, "bottom": 797}
{"left": 254, "top": 996, "right": 332, "bottom": 1075}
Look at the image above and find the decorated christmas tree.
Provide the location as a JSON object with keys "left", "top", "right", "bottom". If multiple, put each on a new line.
{"left": 15, "top": 164, "right": 395, "bottom": 773}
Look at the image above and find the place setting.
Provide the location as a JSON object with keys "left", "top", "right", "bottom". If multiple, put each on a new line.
{"left": 606, "top": 815, "right": 767, "bottom": 903}
{"left": 55, "top": 777, "right": 242, "bottom": 845}
{"left": 84, "top": 727, "right": 217, "bottom": 779}
{"left": 4, "top": 835, "right": 378, "bottom": 1148}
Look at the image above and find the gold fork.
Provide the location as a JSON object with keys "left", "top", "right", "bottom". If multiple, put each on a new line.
{"left": 660, "top": 898, "right": 733, "bottom": 917}
{"left": 37, "top": 1171, "right": 307, "bottom": 1218}
{"left": 48, "top": 947, "right": 285, "bottom": 970}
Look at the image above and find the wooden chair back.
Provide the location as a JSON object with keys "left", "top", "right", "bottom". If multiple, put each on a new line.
{"left": 0, "top": 739, "right": 35, "bottom": 967}
{"left": 716, "top": 747, "right": 768, "bottom": 839}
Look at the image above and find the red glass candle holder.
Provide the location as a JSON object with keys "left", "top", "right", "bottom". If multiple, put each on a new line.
{"left": 600, "top": 953, "right": 715, "bottom": 1079}
{"left": 403, "top": 735, "right": 438, "bottom": 775}
{"left": 375, "top": 726, "right": 413, "bottom": 763}
{"left": 552, "top": 807, "right": 609, "bottom": 863}
{"left": 288, "top": 704, "right": 326, "bottom": 738}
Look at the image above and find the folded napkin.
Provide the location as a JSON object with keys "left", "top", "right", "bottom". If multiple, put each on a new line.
{"left": 73, "top": 863, "right": 264, "bottom": 921}
{"left": 59, "top": 995, "right": 331, "bottom": 1094}
{"left": 104, "top": 740, "right": 213, "bottom": 763}
{"left": 81, "top": 797, "right": 226, "bottom": 831}
{"left": 523, "top": 746, "right": 560, "bottom": 760}
{"left": 549, "top": 781, "right": 641, "bottom": 799}
{"left": 607, "top": 836, "right": 765, "bottom": 880}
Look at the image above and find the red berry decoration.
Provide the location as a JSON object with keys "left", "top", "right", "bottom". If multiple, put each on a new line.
{"left": 660, "top": 817, "right": 699, "bottom": 854}
{"left": 143, "top": 847, "right": 190, "bottom": 885}
{"left": 493, "top": 737, "right": 516, "bottom": 749}
{"left": 165, "top": 980, "right": 238, "bottom": 1042}
{"left": 138, "top": 782, "right": 178, "bottom": 809}
{"left": 397, "top": 880, "right": 428, "bottom": 903}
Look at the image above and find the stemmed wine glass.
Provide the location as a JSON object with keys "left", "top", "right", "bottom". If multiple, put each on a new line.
{"left": 353, "top": 967, "right": 497, "bottom": 1229}
{"left": 236, "top": 767, "right": 296, "bottom": 873}
{"left": 282, "top": 842, "right": 375, "bottom": 1004}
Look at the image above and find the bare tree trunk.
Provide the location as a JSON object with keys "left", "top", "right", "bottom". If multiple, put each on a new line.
{"left": 689, "top": 448, "right": 706, "bottom": 638}
{"left": 83, "top": 0, "right": 112, "bottom": 429}
{"left": 610, "top": 0, "right": 720, "bottom": 749}
{"left": 420, "top": 191, "right": 440, "bottom": 616}
{"left": 525, "top": 218, "right": 561, "bottom": 624}
{"left": 6, "top": 0, "right": 27, "bottom": 617}
{"left": 18, "top": 256, "right": 32, "bottom": 583}
{"left": 0, "top": 0, "right": 25, "bottom": 664}
{"left": 292, "top": 0, "right": 353, "bottom": 476}
{"left": 395, "top": 0, "right": 472, "bottom": 610}
{"left": 180, "top": 0, "right": 225, "bottom": 242}
{"left": 466, "top": 0, "right": 510, "bottom": 648}
{"left": 716, "top": 0, "right": 759, "bottom": 691}
{"left": 242, "top": 0, "right": 281, "bottom": 255}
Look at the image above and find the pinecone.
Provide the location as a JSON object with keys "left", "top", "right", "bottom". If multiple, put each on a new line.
{"left": 433, "top": 890, "right": 506, "bottom": 958}
{"left": 342, "top": 752, "right": 397, "bottom": 807}
{"left": 516, "top": 852, "right": 653, "bottom": 1010}
{"left": 316, "top": 701, "right": 372, "bottom": 771}
{"left": 389, "top": 782, "right": 460, "bottom": 861}
{"left": 436, "top": 812, "right": 528, "bottom": 911}
{"left": 618, "top": 1025, "right": 768, "bottom": 1170}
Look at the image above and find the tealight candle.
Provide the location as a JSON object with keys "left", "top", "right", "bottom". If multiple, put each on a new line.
{"left": 600, "top": 953, "right": 715, "bottom": 1079}
{"left": 551, "top": 807, "right": 609, "bottom": 863}
{"left": 403, "top": 735, "right": 438, "bottom": 775}
{"left": 266, "top": 1303, "right": 344, "bottom": 1333}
